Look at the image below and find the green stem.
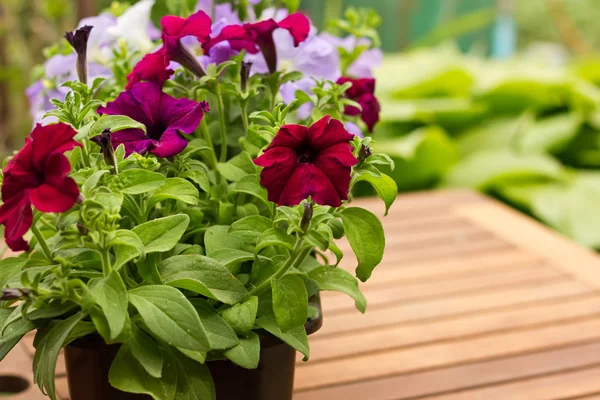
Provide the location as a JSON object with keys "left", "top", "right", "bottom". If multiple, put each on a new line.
{"left": 240, "top": 102, "right": 249, "bottom": 133}
{"left": 216, "top": 85, "right": 228, "bottom": 162}
{"left": 31, "top": 223, "right": 52, "bottom": 262}
{"left": 100, "top": 248, "right": 111, "bottom": 278}
{"left": 249, "top": 240, "right": 310, "bottom": 297}
{"left": 81, "top": 140, "right": 92, "bottom": 169}
{"left": 200, "top": 118, "right": 218, "bottom": 169}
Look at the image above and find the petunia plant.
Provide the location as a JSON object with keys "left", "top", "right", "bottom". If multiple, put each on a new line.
{"left": 2, "top": 1, "right": 397, "bottom": 399}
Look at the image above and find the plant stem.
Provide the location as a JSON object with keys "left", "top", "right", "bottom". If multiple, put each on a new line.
{"left": 31, "top": 223, "right": 52, "bottom": 262}
{"left": 80, "top": 140, "right": 92, "bottom": 168}
{"left": 200, "top": 118, "right": 218, "bottom": 169}
{"left": 100, "top": 248, "right": 111, "bottom": 277}
{"left": 249, "top": 240, "right": 310, "bottom": 297}
{"left": 240, "top": 102, "right": 249, "bottom": 133}
{"left": 216, "top": 85, "right": 228, "bottom": 162}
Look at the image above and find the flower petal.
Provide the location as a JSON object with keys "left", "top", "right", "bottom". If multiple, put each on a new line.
{"left": 131, "top": 81, "right": 164, "bottom": 125}
{"left": 29, "top": 176, "right": 79, "bottom": 213}
{"left": 160, "top": 95, "right": 208, "bottom": 135}
{"left": 97, "top": 89, "right": 153, "bottom": 127}
{"left": 111, "top": 129, "right": 153, "bottom": 156}
{"left": 125, "top": 48, "right": 174, "bottom": 90}
{"left": 278, "top": 13, "right": 310, "bottom": 46}
{"left": 203, "top": 25, "right": 258, "bottom": 54}
{"left": 278, "top": 163, "right": 341, "bottom": 207}
{"left": 308, "top": 116, "right": 355, "bottom": 150}
{"left": 161, "top": 10, "right": 212, "bottom": 46}
{"left": 255, "top": 148, "right": 298, "bottom": 204}
{"left": 29, "top": 123, "right": 81, "bottom": 171}
{"left": 150, "top": 129, "right": 189, "bottom": 158}
{"left": 267, "top": 124, "right": 308, "bottom": 150}
{"left": 0, "top": 193, "right": 33, "bottom": 252}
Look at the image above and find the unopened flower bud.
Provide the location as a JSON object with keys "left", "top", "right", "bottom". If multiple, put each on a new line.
{"left": 300, "top": 200, "right": 314, "bottom": 233}
{"left": 1, "top": 288, "right": 31, "bottom": 301}
{"left": 358, "top": 144, "right": 372, "bottom": 163}
{"left": 91, "top": 129, "right": 118, "bottom": 174}
{"left": 241, "top": 62, "right": 252, "bottom": 92}
{"left": 65, "top": 26, "right": 93, "bottom": 85}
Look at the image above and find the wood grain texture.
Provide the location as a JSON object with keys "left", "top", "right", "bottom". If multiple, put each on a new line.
{"left": 3, "top": 190, "right": 600, "bottom": 400}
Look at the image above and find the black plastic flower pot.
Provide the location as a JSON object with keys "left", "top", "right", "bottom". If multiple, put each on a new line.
{"left": 64, "top": 295, "right": 323, "bottom": 400}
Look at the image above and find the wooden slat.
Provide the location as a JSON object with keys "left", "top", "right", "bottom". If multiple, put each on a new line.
{"left": 457, "top": 202, "right": 600, "bottom": 291}
{"left": 425, "top": 364, "right": 600, "bottom": 400}
{"left": 303, "top": 293, "right": 600, "bottom": 363}
{"left": 317, "top": 280, "right": 589, "bottom": 337}
{"left": 294, "top": 342, "right": 600, "bottom": 400}
{"left": 295, "top": 317, "right": 600, "bottom": 391}
{"left": 321, "top": 263, "right": 565, "bottom": 313}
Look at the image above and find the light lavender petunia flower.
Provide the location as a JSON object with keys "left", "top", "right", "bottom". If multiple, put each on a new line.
{"left": 280, "top": 77, "right": 316, "bottom": 120}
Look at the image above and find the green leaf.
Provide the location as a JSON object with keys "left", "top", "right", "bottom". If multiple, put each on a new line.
{"left": 255, "top": 313, "right": 309, "bottom": 360}
{"left": 221, "top": 296, "right": 259, "bottom": 335}
{"left": 90, "top": 115, "right": 146, "bottom": 138}
{"left": 181, "top": 169, "right": 211, "bottom": 193}
{"left": 89, "top": 270, "right": 128, "bottom": 341}
{"left": 129, "top": 324, "right": 163, "bottom": 379}
{"left": 228, "top": 216, "right": 273, "bottom": 243}
{"left": 353, "top": 173, "right": 397, "bottom": 216}
{"left": 158, "top": 255, "right": 248, "bottom": 304}
{"left": 255, "top": 228, "right": 295, "bottom": 256}
{"left": 340, "top": 207, "right": 385, "bottom": 282}
{"left": 0, "top": 336, "right": 20, "bottom": 362}
{"left": 272, "top": 275, "right": 308, "bottom": 332}
{"left": 189, "top": 299, "right": 239, "bottom": 350}
{"left": 224, "top": 332, "right": 260, "bottom": 369}
{"left": 209, "top": 249, "right": 266, "bottom": 273}
{"left": 110, "top": 230, "right": 145, "bottom": 260}
{"left": 442, "top": 150, "right": 564, "bottom": 190}
{"left": 33, "top": 313, "right": 85, "bottom": 400}
{"left": 217, "top": 152, "right": 257, "bottom": 182}
{"left": 109, "top": 345, "right": 177, "bottom": 400}
{"left": 171, "top": 349, "right": 216, "bottom": 400}
{"left": 204, "top": 225, "right": 244, "bottom": 255}
{"left": 519, "top": 113, "right": 583, "bottom": 154}
{"left": 231, "top": 175, "right": 270, "bottom": 207}
{"left": 309, "top": 266, "right": 367, "bottom": 313}
{"left": 0, "top": 258, "right": 26, "bottom": 290}
{"left": 149, "top": 177, "right": 199, "bottom": 207}
{"left": 132, "top": 215, "right": 190, "bottom": 253}
{"left": 118, "top": 169, "right": 166, "bottom": 194}
{"left": 82, "top": 170, "right": 109, "bottom": 197}
{"left": 1, "top": 305, "right": 35, "bottom": 341}
{"left": 128, "top": 285, "right": 210, "bottom": 352}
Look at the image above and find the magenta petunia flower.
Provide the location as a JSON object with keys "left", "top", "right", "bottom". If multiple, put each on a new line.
{"left": 97, "top": 81, "right": 208, "bottom": 158}
{"left": 126, "top": 47, "right": 174, "bottom": 90}
{"left": 337, "top": 77, "right": 381, "bottom": 132}
{"left": 0, "top": 123, "right": 81, "bottom": 251}
{"left": 254, "top": 116, "right": 357, "bottom": 207}
{"left": 203, "top": 13, "right": 310, "bottom": 73}
{"left": 127, "top": 10, "right": 212, "bottom": 88}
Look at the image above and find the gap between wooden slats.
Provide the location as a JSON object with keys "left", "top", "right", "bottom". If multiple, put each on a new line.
{"left": 321, "top": 262, "right": 564, "bottom": 314}
{"left": 293, "top": 341, "right": 600, "bottom": 400}
{"left": 315, "top": 280, "right": 589, "bottom": 338}
{"left": 301, "top": 293, "right": 600, "bottom": 363}
{"left": 295, "top": 316, "right": 600, "bottom": 391}
{"left": 424, "top": 363, "right": 600, "bottom": 400}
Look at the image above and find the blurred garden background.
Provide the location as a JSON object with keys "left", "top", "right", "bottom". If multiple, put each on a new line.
{"left": 2, "top": 0, "right": 600, "bottom": 248}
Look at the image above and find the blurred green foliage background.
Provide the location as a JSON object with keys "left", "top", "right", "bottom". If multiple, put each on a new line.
{"left": 2, "top": 0, "right": 600, "bottom": 247}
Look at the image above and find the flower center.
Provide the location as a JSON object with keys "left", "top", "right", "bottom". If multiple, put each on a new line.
{"left": 296, "top": 143, "right": 318, "bottom": 164}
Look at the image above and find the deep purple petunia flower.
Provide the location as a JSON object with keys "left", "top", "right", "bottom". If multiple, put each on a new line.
{"left": 337, "top": 77, "right": 381, "bottom": 132}
{"left": 97, "top": 81, "right": 209, "bottom": 158}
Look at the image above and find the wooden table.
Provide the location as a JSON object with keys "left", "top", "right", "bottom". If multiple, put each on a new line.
{"left": 5, "top": 190, "right": 600, "bottom": 399}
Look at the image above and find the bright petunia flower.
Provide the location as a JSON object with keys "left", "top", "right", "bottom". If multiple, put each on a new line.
{"left": 127, "top": 10, "right": 212, "bottom": 88}
{"left": 254, "top": 116, "right": 357, "bottom": 207}
{"left": 126, "top": 48, "right": 174, "bottom": 90}
{"left": 337, "top": 77, "right": 381, "bottom": 132}
{"left": 97, "top": 81, "right": 209, "bottom": 158}
{"left": 0, "top": 123, "right": 81, "bottom": 251}
{"left": 203, "top": 13, "right": 310, "bottom": 73}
